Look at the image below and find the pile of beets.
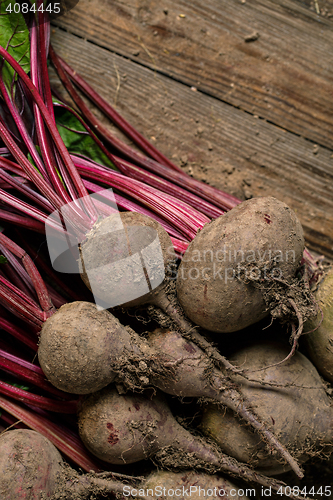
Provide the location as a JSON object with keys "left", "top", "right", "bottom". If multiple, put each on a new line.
{"left": 0, "top": 4, "right": 332, "bottom": 500}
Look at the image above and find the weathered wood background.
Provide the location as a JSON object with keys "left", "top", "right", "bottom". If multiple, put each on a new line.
{"left": 51, "top": 0, "right": 333, "bottom": 257}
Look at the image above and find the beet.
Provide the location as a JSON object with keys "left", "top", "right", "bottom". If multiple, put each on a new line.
{"left": 77, "top": 385, "right": 305, "bottom": 497}
{"left": 0, "top": 429, "right": 128, "bottom": 499}
{"left": 201, "top": 341, "right": 333, "bottom": 476}
{"left": 79, "top": 211, "right": 175, "bottom": 309}
{"left": 38, "top": 301, "right": 135, "bottom": 394}
{"left": 0, "top": 429, "right": 62, "bottom": 499}
{"left": 176, "top": 196, "right": 305, "bottom": 333}
{"left": 303, "top": 267, "right": 333, "bottom": 383}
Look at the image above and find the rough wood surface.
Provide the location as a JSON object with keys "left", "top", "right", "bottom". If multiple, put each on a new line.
{"left": 50, "top": 28, "right": 333, "bottom": 257}
{"left": 53, "top": 0, "right": 333, "bottom": 148}
{"left": 50, "top": 1, "right": 333, "bottom": 258}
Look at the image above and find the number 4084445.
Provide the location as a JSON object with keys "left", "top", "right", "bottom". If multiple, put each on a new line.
{"left": 5, "top": 3, "right": 61, "bottom": 14}
{"left": 277, "top": 486, "right": 332, "bottom": 497}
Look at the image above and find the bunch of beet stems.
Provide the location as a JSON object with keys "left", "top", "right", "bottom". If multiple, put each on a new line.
{"left": 0, "top": 14, "right": 212, "bottom": 250}
{"left": 0, "top": 24, "right": 318, "bottom": 270}
{"left": 0, "top": 232, "right": 129, "bottom": 476}
{"left": 0, "top": 231, "right": 80, "bottom": 412}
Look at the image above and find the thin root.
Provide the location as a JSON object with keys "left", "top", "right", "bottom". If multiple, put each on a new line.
{"left": 246, "top": 299, "right": 304, "bottom": 373}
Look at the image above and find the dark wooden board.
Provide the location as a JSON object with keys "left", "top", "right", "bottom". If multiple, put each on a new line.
{"left": 53, "top": 0, "right": 333, "bottom": 149}
{"left": 50, "top": 29, "right": 333, "bottom": 257}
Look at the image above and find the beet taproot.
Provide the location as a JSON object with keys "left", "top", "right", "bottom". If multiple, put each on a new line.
{"left": 201, "top": 341, "right": 333, "bottom": 476}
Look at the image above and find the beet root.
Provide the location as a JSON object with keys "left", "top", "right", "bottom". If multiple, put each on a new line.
{"left": 0, "top": 429, "right": 128, "bottom": 499}
{"left": 0, "top": 429, "right": 62, "bottom": 499}
{"left": 176, "top": 196, "right": 305, "bottom": 333}
{"left": 77, "top": 386, "right": 304, "bottom": 496}
{"left": 38, "top": 301, "right": 132, "bottom": 394}
{"left": 303, "top": 267, "right": 333, "bottom": 383}
{"left": 201, "top": 341, "right": 333, "bottom": 476}
{"left": 79, "top": 211, "right": 175, "bottom": 309}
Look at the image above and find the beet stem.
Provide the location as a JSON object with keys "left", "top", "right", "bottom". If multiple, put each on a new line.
{"left": 0, "top": 45, "right": 97, "bottom": 228}
{"left": 0, "top": 316, "right": 38, "bottom": 351}
{"left": 0, "top": 381, "right": 78, "bottom": 413}
{"left": 0, "top": 66, "right": 48, "bottom": 180}
{"left": 52, "top": 50, "right": 183, "bottom": 172}
{"left": 53, "top": 98, "right": 223, "bottom": 220}
{"left": 0, "top": 233, "right": 54, "bottom": 316}
{"left": 30, "top": 19, "right": 72, "bottom": 199}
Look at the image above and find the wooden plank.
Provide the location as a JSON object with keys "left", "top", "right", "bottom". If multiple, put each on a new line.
{"left": 50, "top": 29, "right": 333, "bottom": 258}
{"left": 296, "top": 0, "right": 333, "bottom": 16}
{"left": 52, "top": 0, "right": 333, "bottom": 149}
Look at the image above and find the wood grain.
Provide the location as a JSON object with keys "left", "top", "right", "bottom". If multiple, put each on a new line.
{"left": 50, "top": 29, "right": 333, "bottom": 257}
{"left": 53, "top": 0, "right": 333, "bottom": 149}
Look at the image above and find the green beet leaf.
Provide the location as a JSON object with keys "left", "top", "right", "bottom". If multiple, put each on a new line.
{"left": 54, "top": 102, "right": 117, "bottom": 170}
{"left": 0, "top": 0, "right": 30, "bottom": 91}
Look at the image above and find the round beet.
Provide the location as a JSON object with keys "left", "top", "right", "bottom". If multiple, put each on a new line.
{"left": 0, "top": 429, "right": 131, "bottom": 499}
{"left": 39, "top": 302, "right": 118, "bottom": 393}
{"left": 0, "top": 429, "right": 62, "bottom": 499}
{"left": 176, "top": 196, "right": 304, "bottom": 333}
{"left": 79, "top": 211, "right": 175, "bottom": 308}
{"left": 38, "top": 301, "right": 138, "bottom": 394}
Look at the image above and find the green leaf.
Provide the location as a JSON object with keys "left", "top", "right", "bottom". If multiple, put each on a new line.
{"left": 5, "top": 381, "right": 30, "bottom": 391}
{"left": 54, "top": 104, "right": 117, "bottom": 170}
{"left": 0, "top": 255, "right": 7, "bottom": 264}
{"left": 0, "top": 0, "right": 30, "bottom": 90}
